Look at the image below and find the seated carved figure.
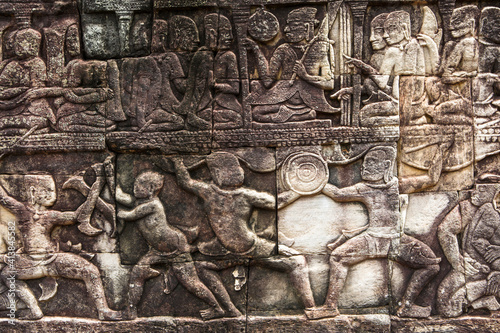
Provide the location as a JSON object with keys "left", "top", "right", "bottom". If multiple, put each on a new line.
{"left": 474, "top": 7, "right": 500, "bottom": 123}
{"left": 56, "top": 22, "right": 125, "bottom": 132}
{"left": 0, "top": 28, "right": 54, "bottom": 134}
{"left": 121, "top": 19, "right": 184, "bottom": 132}
{"left": 421, "top": 5, "right": 479, "bottom": 126}
{"left": 170, "top": 15, "right": 213, "bottom": 130}
{"left": 437, "top": 185, "right": 500, "bottom": 318}
{"left": 205, "top": 13, "right": 243, "bottom": 130}
{"left": 245, "top": 7, "right": 338, "bottom": 123}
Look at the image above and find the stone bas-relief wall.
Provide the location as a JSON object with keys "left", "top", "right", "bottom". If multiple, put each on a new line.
{"left": 0, "top": 0, "right": 498, "bottom": 332}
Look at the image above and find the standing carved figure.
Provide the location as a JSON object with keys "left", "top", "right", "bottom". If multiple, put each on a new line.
{"left": 0, "top": 165, "right": 121, "bottom": 320}
{"left": 170, "top": 153, "right": 317, "bottom": 317}
{"left": 306, "top": 147, "right": 441, "bottom": 319}
{"left": 116, "top": 171, "right": 237, "bottom": 320}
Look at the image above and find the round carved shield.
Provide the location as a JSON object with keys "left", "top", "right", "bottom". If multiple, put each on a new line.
{"left": 248, "top": 8, "right": 279, "bottom": 42}
{"left": 282, "top": 153, "right": 329, "bottom": 195}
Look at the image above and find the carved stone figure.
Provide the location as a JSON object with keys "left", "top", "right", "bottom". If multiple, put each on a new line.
{"left": 170, "top": 15, "right": 212, "bottom": 131}
{"left": 437, "top": 185, "right": 500, "bottom": 317}
{"left": 170, "top": 153, "right": 317, "bottom": 316}
{"left": 120, "top": 19, "right": 184, "bottom": 132}
{"left": 0, "top": 28, "right": 54, "bottom": 135}
{"left": 116, "top": 170, "right": 238, "bottom": 320}
{"left": 205, "top": 13, "right": 243, "bottom": 130}
{"left": 245, "top": 7, "right": 338, "bottom": 124}
{"left": 0, "top": 164, "right": 121, "bottom": 320}
{"left": 305, "top": 147, "right": 440, "bottom": 319}
{"left": 53, "top": 20, "right": 125, "bottom": 132}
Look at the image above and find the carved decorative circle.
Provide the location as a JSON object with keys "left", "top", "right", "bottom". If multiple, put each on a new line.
{"left": 282, "top": 153, "right": 329, "bottom": 195}
{"left": 248, "top": 8, "right": 279, "bottom": 42}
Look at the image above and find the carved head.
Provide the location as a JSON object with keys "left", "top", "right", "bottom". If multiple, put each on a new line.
{"left": 134, "top": 171, "right": 164, "bottom": 199}
{"left": 25, "top": 175, "right": 56, "bottom": 207}
{"left": 152, "top": 19, "right": 169, "bottom": 53}
{"left": 480, "top": 7, "right": 500, "bottom": 45}
{"left": 361, "top": 146, "right": 395, "bottom": 183}
{"left": 471, "top": 184, "right": 500, "bottom": 207}
{"left": 383, "top": 11, "right": 411, "bottom": 46}
{"left": 65, "top": 24, "right": 81, "bottom": 57}
{"left": 206, "top": 152, "right": 244, "bottom": 188}
{"left": 13, "top": 28, "right": 41, "bottom": 59}
{"left": 204, "top": 14, "right": 233, "bottom": 51}
{"left": 450, "top": 5, "right": 480, "bottom": 39}
{"left": 370, "top": 13, "right": 388, "bottom": 51}
{"left": 284, "top": 7, "right": 319, "bottom": 43}
{"left": 169, "top": 15, "right": 199, "bottom": 52}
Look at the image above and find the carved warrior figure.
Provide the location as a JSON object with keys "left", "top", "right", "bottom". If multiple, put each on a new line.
{"left": 306, "top": 147, "right": 441, "bottom": 319}
{"left": 0, "top": 165, "right": 121, "bottom": 320}
{"left": 171, "top": 153, "right": 317, "bottom": 317}
{"left": 116, "top": 171, "right": 238, "bottom": 320}
{"left": 245, "top": 7, "right": 338, "bottom": 123}
{"left": 437, "top": 185, "right": 500, "bottom": 317}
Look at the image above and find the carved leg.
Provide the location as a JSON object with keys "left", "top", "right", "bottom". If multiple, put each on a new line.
{"left": 171, "top": 261, "right": 224, "bottom": 320}
{"left": 395, "top": 235, "right": 440, "bottom": 318}
{"left": 53, "top": 253, "right": 121, "bottom": 321}
{"left": 2, "top": 264, "right": 45, "bottom": 319}
{"left": 195, "top": 261, "right": 242, "bottom": 317}
{"left": 127, "top": 264, "right": 161, "bottom": 319}
{"left": 254, "top": 250, "right": 316, "bottom": 310}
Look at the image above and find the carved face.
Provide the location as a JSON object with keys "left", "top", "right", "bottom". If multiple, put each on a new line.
{"left": 284, "top": 21, "right": 308, "bottom": 43}
{"left": 178, "top": 25, "right": 199, "bottom": 52}
{"left": 383, "top": 18, "right": 406, "bottom": 45}
{"left": 471, "top": 185, "right": 497, "bottom": 207}
{"left": 14, "top": 29, "right": 41, "bottom": 59}
{"left": 30, "top": 178, "right": 57, "bottom": 207}
{"left": 218, "top": 20, "right": 233, "bottom": 50}
{"left": 450, "top": 19, "right": 473, "bottom": 39}
{"left": 370, "top": 25, "right": 387, "bottom": 51}
{"left": 66, "top": 25, "right": 81, "bottom": 57}
{"left": 134, "top": 172, "right": 163, "bottom": 199}
{"left": 361, "top": 151, "right": 390, "bottom": 182}
{"left": 481, "top": 10, "right": 500, "bottom": 44}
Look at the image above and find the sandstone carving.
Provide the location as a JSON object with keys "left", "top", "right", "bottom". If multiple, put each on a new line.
{"left": 0, "top": 1, "right": 499, "bottom": 331}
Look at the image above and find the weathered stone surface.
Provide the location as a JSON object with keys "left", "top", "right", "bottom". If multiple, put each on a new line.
{"left": 0, "top": 0, "right": 499, "bottom": 331}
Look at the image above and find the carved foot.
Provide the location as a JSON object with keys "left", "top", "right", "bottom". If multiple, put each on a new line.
{"left": 98, "top": 309, "right": 123, "bottom": 321}
{"left": 199, "top": 306, "right": 225, "bottom": 320}
{"left": 21, "top": 307, "right": 44, "bottom": 320}
{"left": 225, "top": 307, "right": 243, "bottom": 318}
{"left": 396, "top": 303, "right": 431, "bottom": 318}
{"left": 304, "top": 306, "right": 340, "bottom": 320}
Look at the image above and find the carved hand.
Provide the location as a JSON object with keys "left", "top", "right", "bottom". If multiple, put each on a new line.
{"left": 293, "top": 61, "right": 308, "bottom": 79}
